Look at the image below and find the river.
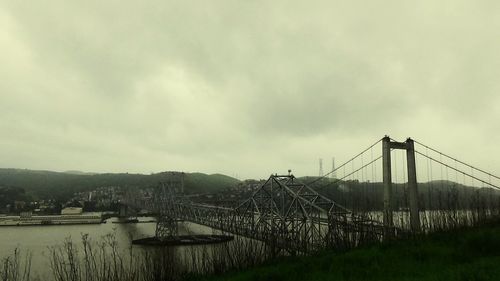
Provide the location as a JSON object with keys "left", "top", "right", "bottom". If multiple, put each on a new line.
{"left": 0, "top": 216, "right": 214, "bottom": 279}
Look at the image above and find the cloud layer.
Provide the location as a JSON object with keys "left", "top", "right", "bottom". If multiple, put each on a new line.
{"left": 1, "top": 1, "right": 499, "bottom": 179}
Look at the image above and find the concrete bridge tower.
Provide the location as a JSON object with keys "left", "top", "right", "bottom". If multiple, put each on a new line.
{"left": 382, "top": 136, "right": 420, "bottom": 234}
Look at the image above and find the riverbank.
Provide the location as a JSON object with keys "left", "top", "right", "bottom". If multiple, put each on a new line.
{"left": 196, "top": 222, "right": 500, "bottom": 281}
{"left": 0, "top": 212, "right": 103, "bottom": 226}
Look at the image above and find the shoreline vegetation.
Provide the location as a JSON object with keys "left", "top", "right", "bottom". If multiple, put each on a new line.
{"left": 197, "top": 221, "right": 500, "bottom": 281}
{"left": 2, "top": 221, "right": 500, "bottom": 281}
{"left": 1, "top": 230, "right": 274, "bottom": 281}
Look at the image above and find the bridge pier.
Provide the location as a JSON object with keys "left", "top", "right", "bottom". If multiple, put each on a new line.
{"left": 119, "top": 204, "right": 135, "bottom": 218}
{"left": 119, "top": 204, "right": 128, "bottom": 217}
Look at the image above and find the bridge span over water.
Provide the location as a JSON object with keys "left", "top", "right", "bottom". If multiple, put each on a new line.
{"left": 124, "top": 136, "right": 500, "bottom": 253}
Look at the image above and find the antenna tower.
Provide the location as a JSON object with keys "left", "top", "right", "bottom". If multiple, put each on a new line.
{"left": 319, "top": 158, "right": 324, "bottom": 177}
{"left": 331, "top": 157, "right": 336, "bottom": 179}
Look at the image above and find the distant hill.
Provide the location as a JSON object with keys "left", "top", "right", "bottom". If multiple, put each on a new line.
{"left": 0, "top": 169, "right": 240, "bottom": 200}
{"left": 63, "top": 170, "right": 98, "bottom": 176}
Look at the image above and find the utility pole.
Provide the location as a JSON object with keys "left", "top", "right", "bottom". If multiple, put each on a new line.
{"left": 331, "top": 157, "right": 336, "bottom": 179}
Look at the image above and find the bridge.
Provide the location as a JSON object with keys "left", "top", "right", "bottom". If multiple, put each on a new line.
{"left": 124, "top": 136, "right": 500, "bottom": 254}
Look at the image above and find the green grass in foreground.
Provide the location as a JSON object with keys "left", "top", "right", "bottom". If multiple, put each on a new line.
{"left": 196, "top": 223, "right": 500, "bottom": 281}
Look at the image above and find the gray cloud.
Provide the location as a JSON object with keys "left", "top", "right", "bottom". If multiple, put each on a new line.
{"left": 0, "top": 1, "right": 499, "bottom": 179}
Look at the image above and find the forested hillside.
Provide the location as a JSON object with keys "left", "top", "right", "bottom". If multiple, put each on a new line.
{"left": 0, "top": 169, "right": 240, "bottom": 200}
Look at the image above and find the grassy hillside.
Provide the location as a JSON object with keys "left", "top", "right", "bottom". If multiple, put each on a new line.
{"left": 0, "top": 168, "right": 240, "bottom": 200}
{"left": 197, "top": 222, "right": 500, "bottom": 281}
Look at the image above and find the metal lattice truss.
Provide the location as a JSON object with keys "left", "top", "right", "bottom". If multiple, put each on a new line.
{"left": 232, "top": 175, "right": 385, "bottom": 252}
{"left": 154, "top": 174, "right": 385, "bottom": 253}
{"left": 154, "top": 182, "right": 181, "bottom": 239}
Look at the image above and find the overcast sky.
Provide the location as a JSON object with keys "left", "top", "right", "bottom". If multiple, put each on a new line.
{"left": 0, "top": 1, "right": 499, "bottom": 179}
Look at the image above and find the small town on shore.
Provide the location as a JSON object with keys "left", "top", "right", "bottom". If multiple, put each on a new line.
{"left": 0, "top": 177, "right": 264, "bottom": 227}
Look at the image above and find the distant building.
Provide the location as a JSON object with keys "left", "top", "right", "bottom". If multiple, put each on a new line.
{"left": 338, "top": 183, "right": 349, "bottom": 192}
{"left": 14, "top": 201, "right": 26, "bottom": 210}
{"left": 61, "top": 207, "right": 83, "bottom": 215}
{"left": 20, "top": 211, "right": 32, "bottom": 218}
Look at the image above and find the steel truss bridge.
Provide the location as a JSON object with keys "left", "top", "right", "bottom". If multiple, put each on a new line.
{"left": 125, "top": 136, "right": 500, "bottom": 254}
{"left": 128, "top": 174, "right": 388, "bottom": 254}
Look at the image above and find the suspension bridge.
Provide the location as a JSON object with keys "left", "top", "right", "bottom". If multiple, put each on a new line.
{"left": 124, "top": 136, "right": 500, "bottom": 254}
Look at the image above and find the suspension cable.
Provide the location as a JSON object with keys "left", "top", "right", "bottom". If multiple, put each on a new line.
{"left": 414, "top": 140, "right": 500, "bottom": 181}
{"left": 415, "top": 150, "right": 500, "bottom": 190}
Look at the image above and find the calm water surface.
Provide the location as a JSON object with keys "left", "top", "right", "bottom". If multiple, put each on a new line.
{"left": 0, "top": 217, "right": 212, "bottom": 279}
